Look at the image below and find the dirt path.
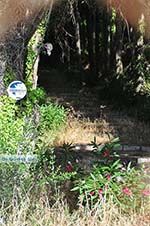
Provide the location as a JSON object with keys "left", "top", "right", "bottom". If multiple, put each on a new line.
{"left": 39, "top": 69, "right": 150, "bottom": 147}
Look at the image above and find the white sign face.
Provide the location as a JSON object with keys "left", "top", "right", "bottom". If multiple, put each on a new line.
{"left": 7, "top": 81, "right": 27, "bottom": 100}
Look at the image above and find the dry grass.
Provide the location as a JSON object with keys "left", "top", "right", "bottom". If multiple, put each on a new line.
{"left": 52, "top": 114, "right": 150, "bottom": 147}
{"left": 47, "top": 87, "right": 150, "bottom": 146}
{"left": 53, "top": 117, "right": 113, "bottom": 146}
{"left": 1, "top": 197, "right": 150, "bottom": 226}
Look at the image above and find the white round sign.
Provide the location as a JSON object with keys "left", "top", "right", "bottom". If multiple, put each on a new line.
{"left": 7, "top": 81, "right": 27, "bottom": 100}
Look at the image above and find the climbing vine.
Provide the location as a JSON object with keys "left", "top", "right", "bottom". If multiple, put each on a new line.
{"left": 25, "top": 16, "right": 49, "bottom": 89}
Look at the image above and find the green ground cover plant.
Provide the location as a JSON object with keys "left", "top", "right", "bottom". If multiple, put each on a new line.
{"left": 0, "top": 88, "right": 67, "bottom": 207}
{"left": 0, "top": 87, "right": 66, "bottom": 153}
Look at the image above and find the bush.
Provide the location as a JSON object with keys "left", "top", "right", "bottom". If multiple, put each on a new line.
{"left": 0, "top": 88, "right": 66, "bottom": 152}
{"left": 72, "top": 138, "right": 150, "bottom": 212}
{"left": 0, "top": 88, "right": 67, "bottom": 207}
{"left": 0, "top": 95, "right": 25, "bottom": 154}
{"left": 19, "top": 87, "right": 46, "bottom": 116}
{"left": 39, "top": 103, "right": 66, "bottom": 132}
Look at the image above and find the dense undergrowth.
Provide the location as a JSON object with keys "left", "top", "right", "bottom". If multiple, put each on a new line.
{"left": 0, "top": 87, "right": 66, "bottom": 153}
{"left": 0, "top": 87, "right": 67, "bottom": 206}
{"left": 0, "top": 196, "right": 150, "bottom": 226}
{"left": 0, "top": 87, "right": 150, "bottom": 225}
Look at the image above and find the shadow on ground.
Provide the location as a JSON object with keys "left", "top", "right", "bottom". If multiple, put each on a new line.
{"left": 38, "top": 68, "right": 150, "bottom": 146}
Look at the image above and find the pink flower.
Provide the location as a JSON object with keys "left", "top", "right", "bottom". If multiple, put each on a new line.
{"left": 106, "top": 174, "right": 111, "bottom": 180}
{"left": 142, "top": 189, "right": 150, "bottom": 196}
{"left": 98, "top": 189, "right": 103, "bottom": 194}
{"left": 103, "top": 149, "right": 110, "bottom": 157}
{"left": 98, "top": 189, "right": 103, "bottom": 198}
{"left": 65, "top": 163, "right": 73, "bottom": 172}
{"left": 89, "top": 191, "right": 95, "bottom": 196}
{"left": 122, "top": 187, "right": 132, "bottom": 196}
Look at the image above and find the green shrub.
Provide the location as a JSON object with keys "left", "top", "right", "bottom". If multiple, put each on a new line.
{"left": 20, "top": 87, "right": 46, "bottom": 116}
{"left": 0, "top": 96, "right": 25, "bottom": 154}
{"left": 0, "top": 88, "right": 67, "bottom": 207}
{"left": 0, "top": 88, "right": 66, "bottom": 153}
{"left": 72, "top": 138, "right": 149, "bottom": 211}
{"left": 39, "top": 103, "right": 66, "bottom": 132}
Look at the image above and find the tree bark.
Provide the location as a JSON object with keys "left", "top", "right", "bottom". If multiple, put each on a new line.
{"left": 74, "top": 0, "right": 82, "bottom": 69}
{"left": 0, "top": 45, "right": 6, "bottom": 95}
{"left": 0, "top": 5, "right": 47, "bottom": 95}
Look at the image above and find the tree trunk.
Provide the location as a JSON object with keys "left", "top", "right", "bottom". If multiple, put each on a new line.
{"left": 0, "top": 6, "right": 47, "bottom": 95}
{"left": 86, "top": 5, "right": 96, "bottom": 83}
{"left": 102, "top": 7, "right": 109, "bottom": 77}
{"left": 95, "top": 7, "right": 101, "bottom": 78}
{"left": 74, "top": 0, "right": 82, "bottom": 69}
{"left": 0, "top": 46, "right": 6, "bottom": 95}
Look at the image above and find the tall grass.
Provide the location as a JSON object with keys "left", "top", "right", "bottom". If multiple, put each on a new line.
{"left": 1, "top": 194, "right": 149, "bottom": 226}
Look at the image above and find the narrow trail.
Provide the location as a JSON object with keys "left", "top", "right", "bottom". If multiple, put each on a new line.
{"left": 38, "top": 69, "right": 150, "bottom": 170}
{"left": 39, "top": 69, "right": 150, "bottom": 145}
